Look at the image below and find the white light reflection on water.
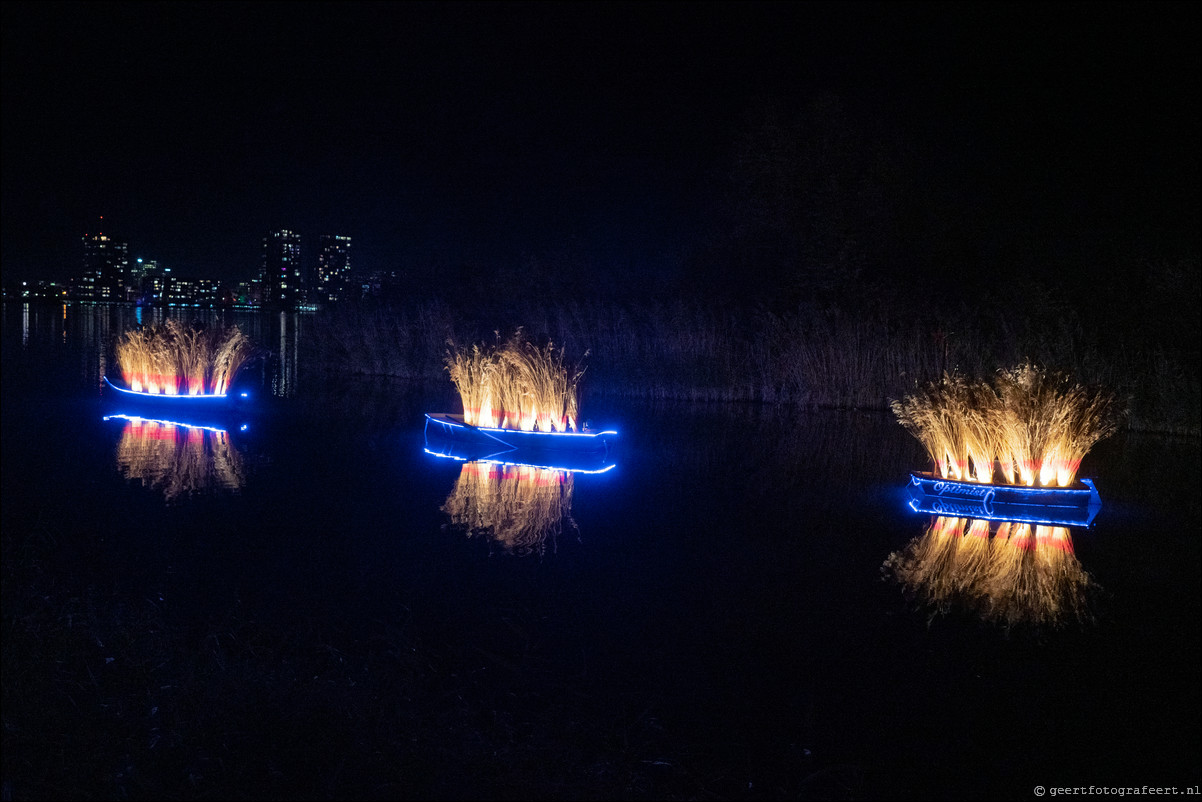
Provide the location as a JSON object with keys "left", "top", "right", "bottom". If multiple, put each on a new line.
{"left": 6, "top": 301, "right": 71, "bottom": 350}
{"left": 272, "top": 310, "right": 300, "bottom": 398}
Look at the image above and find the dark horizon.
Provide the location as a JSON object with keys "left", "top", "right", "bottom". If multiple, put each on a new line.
{"left": 2, "top": 1, "right": 1199, "bottom": 291}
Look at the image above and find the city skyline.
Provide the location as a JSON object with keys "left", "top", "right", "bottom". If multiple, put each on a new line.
{"left": 7, "top": 224, "right": 356, "bottom": 308}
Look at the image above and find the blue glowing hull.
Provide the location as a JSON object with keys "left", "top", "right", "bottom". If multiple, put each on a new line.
{"left": 906, "top": 471, "right": 1102, "bottom": 527}
{"left": 104, "top": 376, "right": 248, "bottom": 405}
{"left": 423, "top": 426, "right": 616, "bottom": 474}
{"left": 424, "top": 413, "right": 617, "bottom": 459}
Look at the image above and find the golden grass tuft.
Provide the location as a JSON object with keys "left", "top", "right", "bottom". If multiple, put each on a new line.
{"left": 890, "top": 361, "right": 1123, "bottom": 486}
{"left": 116, "top": 320, "right": 258, "bottom": 395}
{"left": 445, "top": 329, "right": 586, "bottom": 431}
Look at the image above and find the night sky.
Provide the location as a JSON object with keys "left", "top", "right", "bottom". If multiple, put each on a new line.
{"left": 2, "top": 1, "right": 1198, "bottom": 291}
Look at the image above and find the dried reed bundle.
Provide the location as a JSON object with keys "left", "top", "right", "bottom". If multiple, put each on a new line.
{"left": 445, "top": 329, "right": 586, "bottom": 431}
{"left": 961, "top": 381, "right": 1000, "bottom": 482}
{"left": 210, "top": 326, "right": 257, "bottom": 394}
{"left": 445, "top": 343, "right": 499, "bottom": 426}
{"left": 993, "top": 363, "right": 1059, "bottom": 486}
{"left": 491, "top": 342, "right": 529, "bottom": 430}
{"left": 116, "top": 324, "right": 179, "bottom": 393}
{"left": 175, "top": 324, "right": 212, "bottom": 395}
{"left": 891, "top": 362, "right": 1122, "bottom": 486}
{"left": 116, "top": 320, "right": 259, "bottom": 395}
{"left": 497, "top": 333, "right": 585, "bottom": 432}
{"left": 890, "top": 374, "right": 969, "bottom": 479}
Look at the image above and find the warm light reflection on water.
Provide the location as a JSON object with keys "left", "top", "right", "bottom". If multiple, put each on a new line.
{"left": 109, "top": 415, "right": 249, "bottom": 502}
{"left": 883, "top": 516, "right": 1097, "bottom": 628}
{"left": 440, "top": 461, "right": 578, "bottom": 557}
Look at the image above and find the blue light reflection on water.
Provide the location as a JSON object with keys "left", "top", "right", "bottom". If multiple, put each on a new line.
{"left": 103, "top": 412, "right": 232, "bottom": 434}
{"left": 2, "top": 301, "right": 1199, "bottom": 799}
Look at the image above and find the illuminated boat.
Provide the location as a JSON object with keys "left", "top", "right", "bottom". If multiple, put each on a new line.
{"left": 905, "top": 471, "right": 1102, "bottom": 527}
{"left": 102, "top": 376, "right": 256, "bottom": 431}
{"left": 424, "top": 420, "right": 617, "bottom": 474}
{"left": 424, "top": 413, "right": 617, "bottom": 460}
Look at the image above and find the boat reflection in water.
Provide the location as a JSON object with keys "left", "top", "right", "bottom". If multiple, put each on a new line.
{"left": 884, "top": 506, "right": 1099, "bottom": 629}
{"left": 105, "top": 413, "right": 253, "bottom": 503}
{"left": 424, "top": 431, "right": 615, "bottom": 558}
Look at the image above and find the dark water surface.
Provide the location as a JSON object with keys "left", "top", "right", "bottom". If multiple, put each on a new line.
{"left": 3, "top": 303, "right": 1199, "bottom": 800}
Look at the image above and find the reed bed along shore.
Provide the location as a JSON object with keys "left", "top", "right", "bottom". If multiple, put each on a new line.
{"left": 115, "top": 320, "right": 258, "bottom": 395}
{"left": 300, "top": 295, "right": 1199, "bottom": 437}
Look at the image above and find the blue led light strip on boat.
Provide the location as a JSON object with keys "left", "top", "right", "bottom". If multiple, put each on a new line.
{"left": 103, "top": 375, "right": 250, "bottom": 400}
{"left": 905, "top": 472, "right": 1102, "bottom": 527}
{"left": 425, "top": 412, "right": 616, "bottom": 438}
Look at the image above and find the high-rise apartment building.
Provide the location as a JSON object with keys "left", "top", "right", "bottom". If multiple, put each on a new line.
{"left": 81, "top": 227, "right": 130, "bottom": 302}
{"left": 261, "top": 229, "right": 303, "bottom": 308}
{"left": 316, "top": 234, "right": 352, "bottom": 303}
